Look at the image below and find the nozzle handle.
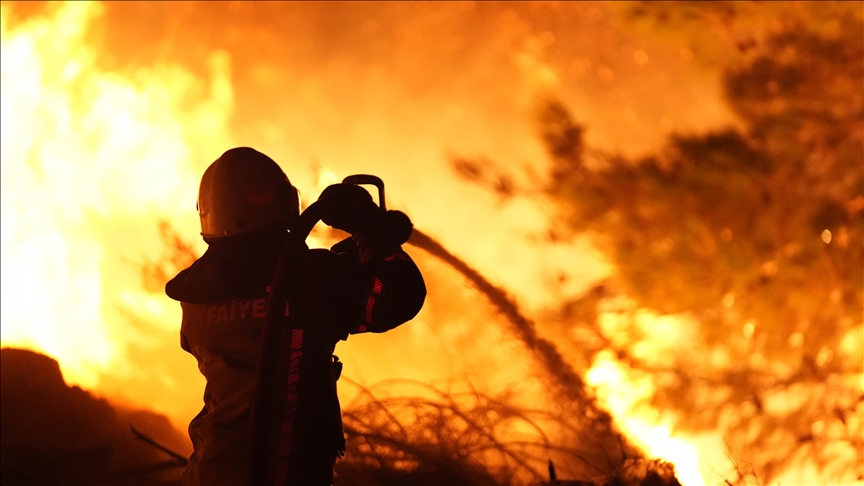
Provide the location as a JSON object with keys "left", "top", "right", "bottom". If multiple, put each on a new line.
{"left": 342, "top": 174, "right": 386, "bottom": 211}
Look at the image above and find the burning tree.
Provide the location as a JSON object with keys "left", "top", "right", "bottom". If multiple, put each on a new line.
{"left": 456, "top": 2, "right": 862, "bottom": 483}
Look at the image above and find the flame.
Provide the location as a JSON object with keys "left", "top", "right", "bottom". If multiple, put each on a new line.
{"left": 0, "top": 1, "right": 712, "bottom": 480}
{"left": 0, "top": 2, "right": 226, "bottom": 404}
{"left": 587, "top": 347, "right": 704, "bottom": 486}
{"left": 0, "top": 2, "right": 784, "bottom": 484}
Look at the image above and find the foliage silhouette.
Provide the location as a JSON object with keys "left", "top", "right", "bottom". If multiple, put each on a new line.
{"left": 452, "top": 3, "right": 862, "bottom": 483}
{"left": 334, "top": 378, "right": 682, "bottom": 486}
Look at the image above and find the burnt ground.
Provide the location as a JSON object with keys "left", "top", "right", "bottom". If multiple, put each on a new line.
{"left": 1, "top": 348, "right": 683, "bottom": 486}
{"left": 0, "top": 348, "right": 189, "bottom": 486}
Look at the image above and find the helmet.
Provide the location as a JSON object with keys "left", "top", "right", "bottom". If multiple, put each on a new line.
{"left": 197, "top": 147, "right": 299, "bottom": 239}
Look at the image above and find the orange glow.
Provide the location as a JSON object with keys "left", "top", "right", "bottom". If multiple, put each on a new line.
{"left": 587, "top": 311, "right": 709, "bottom": 486}
{"left": 0, "top": 2, "right": 221, "bottom": 415}
{"left": 4, "top": 2, "right": 854, "bottom": 485}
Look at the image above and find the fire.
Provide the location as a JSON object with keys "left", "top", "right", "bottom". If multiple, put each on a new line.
{"left": 0, "top": 1, "right": 224, "bottom": 412}
{"left": 1, "top": 2, "right": 772, "bottom": 485}
{"left": 587, "top": 348, "right": 704, "bottom": 486}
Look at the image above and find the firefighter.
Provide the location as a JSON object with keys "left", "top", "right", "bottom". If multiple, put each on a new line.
{"left": 166, "top": 147, "right": 426, "bottom": 486}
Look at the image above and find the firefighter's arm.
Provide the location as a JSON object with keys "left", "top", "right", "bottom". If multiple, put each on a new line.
{"left": 341, "top": 220, "right": 425, "bottom": 334}
{"left": 319, "top": 184, "right": 426, "bottom": 334}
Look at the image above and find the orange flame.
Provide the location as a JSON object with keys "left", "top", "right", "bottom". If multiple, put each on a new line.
{"left": 587, "top": 346, "right": 704, "bottom": 486}
{"left": 4, "top": 3, "right": 825, "bottom": 486}
{"left": 0, "top": 4, "right": 710, "bottom": 484}
{"left": 0, "top": 1, "right": 223, "bottom": 400}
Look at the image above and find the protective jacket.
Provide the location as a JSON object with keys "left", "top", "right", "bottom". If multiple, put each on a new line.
{"left": 166, "top": 224, "right": 426, "bottom": 486}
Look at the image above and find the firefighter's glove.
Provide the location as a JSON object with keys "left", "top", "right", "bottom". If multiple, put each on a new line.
{"left": 317, "top": 183, "right": 379, "bottom": 235}
{"left": 384, "top": 210, "right": 412, "bottom": 245}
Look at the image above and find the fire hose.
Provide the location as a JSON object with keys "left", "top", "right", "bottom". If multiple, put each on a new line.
{"left": 247, "top": 175, "right": 411, "bottom": 486}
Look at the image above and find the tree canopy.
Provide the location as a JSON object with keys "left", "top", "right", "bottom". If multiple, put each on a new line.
{"left": 457, "top": 2, "right": 862, "bottom": 483}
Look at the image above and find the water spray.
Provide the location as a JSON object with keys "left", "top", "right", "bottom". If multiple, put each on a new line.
{"left": 248, "top": 173, "right": 635, "bottom": 484}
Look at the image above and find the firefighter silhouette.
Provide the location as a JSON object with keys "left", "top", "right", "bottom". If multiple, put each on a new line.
{"left": 166, "top": 147, "right": 426, "bottom": 486}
